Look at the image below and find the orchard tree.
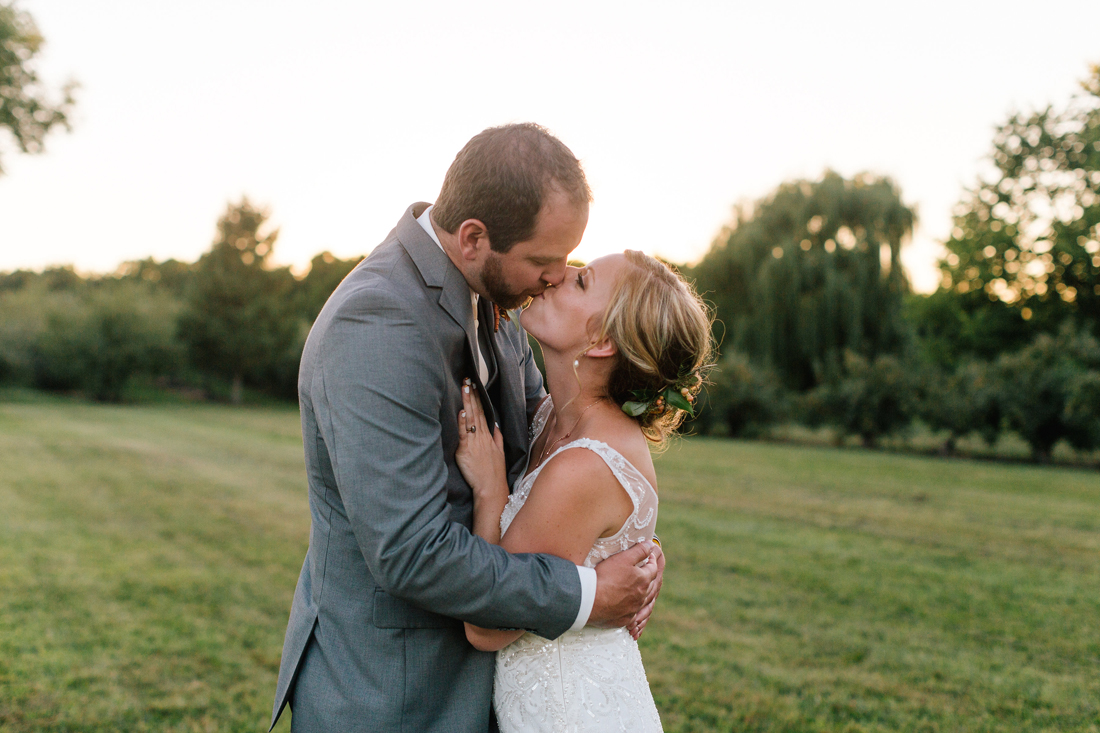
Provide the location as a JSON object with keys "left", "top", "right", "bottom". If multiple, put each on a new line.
{"left": 179, "top": 199, "right": 296, "bottom": 404}
{"left": 994, "top": 327, "right": 1100, "bottom": 462}
{"left": 938, "top": 64, "right": 1100, "bottom": 340}
{"left": 0, "top": 2, "right": 75, "bottom": 174}
{"left": 691, "top": 171, "right": 915, "bottom": 390}
{"left": 816, "top": 351, "right": 915, "bottom": 448}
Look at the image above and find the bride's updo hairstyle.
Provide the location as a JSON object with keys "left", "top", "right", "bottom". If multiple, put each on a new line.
{"left": 594, "top": 251, "right": 715, "bottom": 447}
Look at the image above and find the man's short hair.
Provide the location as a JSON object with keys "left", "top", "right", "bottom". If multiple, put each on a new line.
{"left": 432, "top": 123, "right": 592, "bottom": 253}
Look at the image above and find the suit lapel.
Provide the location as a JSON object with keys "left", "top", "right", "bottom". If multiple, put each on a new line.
{"left": 396, "top": 204, "right": 525, "bottom": 465}
{"left": 396, "top": 204, "right": 494, "bottom": 413}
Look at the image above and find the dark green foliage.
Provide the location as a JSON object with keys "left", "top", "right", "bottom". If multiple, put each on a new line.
{"left": 697, "top": 351, "right": 785, "bottom": 437}
{"left": 937, "top": 64, "right": 1100, "bottom": 342}
{"left": 293, "top": 251, "right": 360, "bottom": 322}
{"left": 690, "top": 170, "right": 915, "bottom": 391}
{"left": 32, "top": 283, "right": 182, "bottom": 401}
{"left": 114, "top": 257, "right": 194, "bottom": 297}
{"left": 816, "top": 352, "right": 915, "bottom": 447}
{"left": 178, "top": 199, "right": 298, "bottom": 404}
{"left": 994, "top": 326, "right": 1100, "bottom": 461}
{"left": 914, "top": 359, "right": 1002, "bottom": 454}
{"left": 0, "top": 2, "right": 75, "bottom": 174}
{"left": 0, "top": 265, "right": 84, "bottom": 293}
{"left": 904, "top": 289, "right": 1034, "bottom": 369}
{"left": 0, "top": 203, "right": 360, "bottom": 403}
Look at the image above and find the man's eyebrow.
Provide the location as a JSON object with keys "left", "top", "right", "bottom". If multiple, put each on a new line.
{"left": 526, "top": 255, "right": 561, "bottom": 266}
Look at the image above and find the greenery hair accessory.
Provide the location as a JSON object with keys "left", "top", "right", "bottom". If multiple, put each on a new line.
{"left": 622, "top": 371, "right": 703, "bottom": 418}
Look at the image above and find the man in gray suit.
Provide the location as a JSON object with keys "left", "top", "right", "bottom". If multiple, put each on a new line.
{"left": 271, "top": 124, "right": 663, "bottom": 732}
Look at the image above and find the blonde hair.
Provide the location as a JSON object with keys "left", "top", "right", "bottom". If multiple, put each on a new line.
{"left": 594, "top": 251, "right": 716, "bottom": 447}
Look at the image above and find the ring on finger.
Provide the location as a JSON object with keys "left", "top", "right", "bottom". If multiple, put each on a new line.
{"left": 467, "top": 425, "right": 476, "bottom": 433}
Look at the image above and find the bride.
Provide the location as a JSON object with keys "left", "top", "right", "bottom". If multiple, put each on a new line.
{"left": 455, "top": 250, "right": 714, "bottom": 733}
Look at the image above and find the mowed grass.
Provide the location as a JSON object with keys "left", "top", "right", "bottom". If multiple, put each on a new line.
{"left": 0, "top": 400, "right": 1098, "bottom": 732}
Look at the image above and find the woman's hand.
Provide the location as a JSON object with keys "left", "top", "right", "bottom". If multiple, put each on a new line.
{"left": 456, "top": 378, "right": 509, "bottom": 543}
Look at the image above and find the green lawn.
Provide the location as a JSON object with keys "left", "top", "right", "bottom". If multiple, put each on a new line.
{"left": 0, "top": 400, "right": 1097, "bottom": 732}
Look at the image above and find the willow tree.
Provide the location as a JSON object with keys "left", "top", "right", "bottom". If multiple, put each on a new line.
{"left": 691, "top": 171, "right": 915, "bottom": 390}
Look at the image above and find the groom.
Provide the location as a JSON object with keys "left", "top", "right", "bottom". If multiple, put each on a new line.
{"left": 271, "top": 124, "right": 664, "bottom": 732}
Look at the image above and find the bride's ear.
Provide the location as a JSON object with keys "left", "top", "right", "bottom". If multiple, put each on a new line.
{"left": 584, "top": 336, "right": 617, "bottom": 359}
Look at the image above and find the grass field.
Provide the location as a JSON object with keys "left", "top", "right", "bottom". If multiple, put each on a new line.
{"left": 0, "top": 398, "right": 1097, "bottom": 732}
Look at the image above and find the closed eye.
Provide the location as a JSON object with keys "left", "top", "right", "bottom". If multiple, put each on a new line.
{"left": 576, "top": 272, "right": 586, "bottom": 290}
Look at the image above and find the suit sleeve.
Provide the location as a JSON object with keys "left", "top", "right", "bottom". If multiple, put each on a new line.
{"left": 314, "top": 284, "right": 580, "bottom": 638}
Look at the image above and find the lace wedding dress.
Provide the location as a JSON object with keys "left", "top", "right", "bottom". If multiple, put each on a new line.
{"left": 493, "top": 398, "right": 664, "bottom": 733}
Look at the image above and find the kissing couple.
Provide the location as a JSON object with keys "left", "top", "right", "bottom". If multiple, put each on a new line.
{"left": 271, "top": 123, "right": 715, "bottom": 732}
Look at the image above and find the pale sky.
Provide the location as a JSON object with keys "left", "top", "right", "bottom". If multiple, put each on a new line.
{"left": 2, "top": 0, "right": 1098, "bottom": 292}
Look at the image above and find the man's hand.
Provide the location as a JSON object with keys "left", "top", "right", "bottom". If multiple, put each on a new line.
{"left": 588, "top": 541, "right": 663, "bottom": 629}
{"left": 627, "top": 544, "right": 664, "bottom": 640}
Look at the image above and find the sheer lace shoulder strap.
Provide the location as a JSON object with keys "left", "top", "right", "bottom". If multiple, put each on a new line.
{"left": 528, "top": 395, "right": 554, "bottom": 447}
{"left": 542, "top": 438, "right": 656, "bottom": 515}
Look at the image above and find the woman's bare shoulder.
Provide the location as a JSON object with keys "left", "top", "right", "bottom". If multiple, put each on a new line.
{"left": 584, "top": 410, "right": 659, "bottom": 491}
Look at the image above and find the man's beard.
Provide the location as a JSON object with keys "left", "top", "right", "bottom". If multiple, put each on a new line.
{"left": 481, "top": 253, "right": 536, "bottom": 311}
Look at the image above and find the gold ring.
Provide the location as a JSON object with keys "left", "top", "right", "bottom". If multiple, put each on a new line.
{"left": 467, "top": 426, "right": 476, "bottom": 433}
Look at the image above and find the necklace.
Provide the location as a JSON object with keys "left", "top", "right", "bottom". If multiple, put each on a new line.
{"left": 535, "top": 398, "right": 604, "bottom": 469}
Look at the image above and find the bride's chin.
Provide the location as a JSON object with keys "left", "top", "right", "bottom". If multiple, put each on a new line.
{"left": 519, "top": 300, "right": 541, "bottom": 335}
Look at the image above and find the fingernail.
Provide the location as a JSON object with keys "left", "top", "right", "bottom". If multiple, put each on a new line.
{"left": 464, "top": 385, "right": 469, "bottom": 393}
{"left": 460, "top": 411, "right": 465, "bottom": 417}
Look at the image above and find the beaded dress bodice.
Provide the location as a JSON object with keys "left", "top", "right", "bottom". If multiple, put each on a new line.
{"left": 492, "top": 397, "right": 663, "bottom": 733}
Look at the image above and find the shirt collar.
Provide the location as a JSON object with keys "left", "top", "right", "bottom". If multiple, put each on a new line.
{"left": 417, "top": 205, "right": 479, "bottom": 309}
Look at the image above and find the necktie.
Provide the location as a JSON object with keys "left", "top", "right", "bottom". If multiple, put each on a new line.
{"left": 472, "top": 294, "right": 489, "bottom": 385}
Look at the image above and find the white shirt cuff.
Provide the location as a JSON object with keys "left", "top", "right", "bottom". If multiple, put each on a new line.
{"left": 570, "top": 566, "right": 597, "bottom": 631}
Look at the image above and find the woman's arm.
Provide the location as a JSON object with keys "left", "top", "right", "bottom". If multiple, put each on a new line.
{"left": 455, "top": 383, "right": 529, "bottom": 651}
{"left": 466, "top": 446, "right": 634, "bottom": 652}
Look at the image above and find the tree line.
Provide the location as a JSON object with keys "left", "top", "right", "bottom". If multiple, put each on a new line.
{"left": 687, "top": 64, "right": 1100, "bottom": 462}
{"left": 1, "top": 1, "right": 1097, "bottom": 463}
{"left": 0, "top": 199, "right": 359, "bottom": 404}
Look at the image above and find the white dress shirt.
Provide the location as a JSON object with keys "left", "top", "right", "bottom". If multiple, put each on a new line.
{"left": 416, "top": 205, "right": 596, "bottom": 630}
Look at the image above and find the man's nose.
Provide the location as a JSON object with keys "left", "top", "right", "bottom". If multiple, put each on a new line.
{"left": 542, "top": 261, "right": 568, "bottom": 287}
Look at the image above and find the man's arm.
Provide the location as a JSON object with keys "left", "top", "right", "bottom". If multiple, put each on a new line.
{"left": 314, "top": 284, "right": 580, "bottom": 638}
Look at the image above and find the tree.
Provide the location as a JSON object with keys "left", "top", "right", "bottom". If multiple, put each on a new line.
{"left": 699, "top": 351, "right": 786, "bottom": 437}
{"left": 33, "top": 282, "right": 181, "bottom": 401}
{"left": 294, "top": 251, "right": 360, "bottom": 322}
{"left": 816, "top": 351, "right": 915, "bottom": 448}
{"left": 994, "top": 326, "right": 1100, "bottom": 462}
{"left": 914, "top": 359, "right": 1001, "bottom": 455}
{"left": 0, "top": 2, "right": 76, "bottom": 174}
{"left": 178, "top": 199, "right": 297, "bottom": 404}
{"left": 690, "top": 171, "right": 916, "bottom": 390}
{"left": 938, "top": 64, "right": 1100, "bottom": 342}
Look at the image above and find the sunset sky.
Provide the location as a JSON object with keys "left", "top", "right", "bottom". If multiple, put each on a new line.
{"left": 2, "top": 0, "right": 1099, "bottom": 292}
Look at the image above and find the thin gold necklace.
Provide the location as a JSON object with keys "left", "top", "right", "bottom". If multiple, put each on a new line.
{"left": 535, "top": 398, "right": 604, "bottom": 469}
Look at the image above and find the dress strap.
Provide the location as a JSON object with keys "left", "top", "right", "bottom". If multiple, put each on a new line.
{"left": 538, "top": 438, "right": 656, "bottom": 514}
{"left": 528, "top": 395, "right": 555, "bottom": 448}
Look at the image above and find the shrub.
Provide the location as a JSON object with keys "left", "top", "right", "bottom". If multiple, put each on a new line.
{"left": 818, "top": 352, "right": 916, "bottom": 447}
{"left": 33, "top": 283, "right": 183, "bottom": 401}
{"left": 699, "top": 352, "right": 786, "bottom": 438}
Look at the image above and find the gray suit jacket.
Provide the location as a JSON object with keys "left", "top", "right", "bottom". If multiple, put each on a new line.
{"left": 270, "top": 204, "right": 582, "bottom": 732}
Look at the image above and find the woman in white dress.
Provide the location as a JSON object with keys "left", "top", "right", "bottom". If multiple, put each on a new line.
{"left": 455, "top": 250, "right": 715, "bottom": 733}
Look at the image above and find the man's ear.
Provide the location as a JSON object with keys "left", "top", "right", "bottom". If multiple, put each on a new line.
{"left": 456, "top": 219, "right": 491, "bottom": 261}
{"left": 585, "top": 335, "right": 617, "bottom": 359}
